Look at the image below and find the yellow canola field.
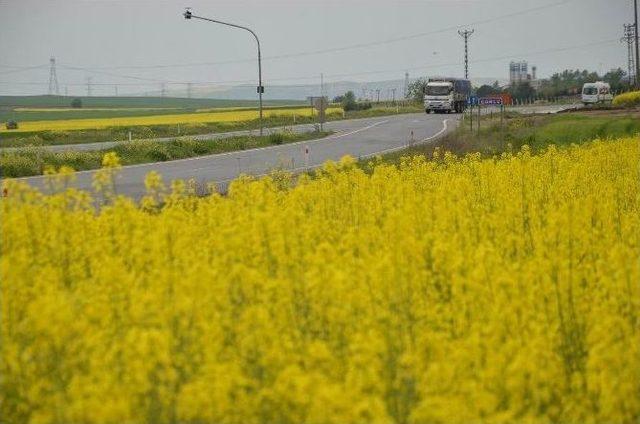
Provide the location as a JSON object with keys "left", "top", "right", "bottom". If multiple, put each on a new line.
{"left": 612, "top": 90, "right": 640, "bottom": 107}
{"left": 1, "top": 107, "right": 342, "bottom": 133}
{"left": 13, "top": 107, "right": 177, "bottom": 112}
{"left": 1, "top": 138, "right": 639, "bottom": 424}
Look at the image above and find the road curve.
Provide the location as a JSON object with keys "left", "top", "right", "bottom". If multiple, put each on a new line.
{"left": 12, "top": 113, "right": 454, "bottom": 198}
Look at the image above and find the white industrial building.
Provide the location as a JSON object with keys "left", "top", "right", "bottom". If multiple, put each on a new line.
{"left": 509, "top": 61, "right": 539, "bottom": 88}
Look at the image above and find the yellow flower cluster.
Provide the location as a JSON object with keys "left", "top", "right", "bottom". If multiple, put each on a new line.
{"left": 0, "top": 107, "right": 342, "bottom": 133}
{"left": 612, "top": 90, "right": 640, "bottom": 107}
{"left": 1, "top": 137, "right": 639, "bottom": 424}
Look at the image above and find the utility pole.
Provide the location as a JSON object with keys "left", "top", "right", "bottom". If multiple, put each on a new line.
{"left": 404, "top": 71, "right": 409, "bottom": 99}
{"left": 376, "top": 89, "right": 380, "bottom": 103}
{"left": 622, "top": 23, "right": 637, "bottom": 87}
{"left": 160, "top": 82, "right": 167, "bottom": 98}
{"left": 48, "top": 56, "right": 60, "bottom": 95}
{"left": 391, "top": 88, "right": 396, "bottom": 103}
{"left": 635, "top": 0, "right": 640, "bottom": 88}
{"left": 458, "top": 29, "right": 474, "bottom": 80}
{"left": 187, "top": 82, "right": 193, "bottom": 98}
{"left": 320, "top": 73, "right": 324, "bottom": 99}
{"left": 87, "top": 77, "right": 93, "bottom": 97}
{"left": 114, "top": 85, "right": 119, "bottom": 97}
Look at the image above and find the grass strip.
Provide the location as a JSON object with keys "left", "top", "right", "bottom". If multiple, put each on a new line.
{"left": 374, "top": 110, "right": 640, "bottom": 165}
{"left": 1, "top": 131, "right": 332, "bottom": 178}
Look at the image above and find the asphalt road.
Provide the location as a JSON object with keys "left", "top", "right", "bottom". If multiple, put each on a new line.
{"left": 13, "top": 113, "right": 454, "bottom": 198}
{"left": 9, "top": 103, "right": 578, "bottom": 199}
{"left": 0, "top": 103, "right": 578, "bottom": 154}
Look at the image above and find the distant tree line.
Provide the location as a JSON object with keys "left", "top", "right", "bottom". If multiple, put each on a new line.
{"left": 333, "top": 91, "right": 372, "bottom": 111}
{"left": 537, "top": 68, "right": 627, "bottom": 97}
{"left": 403, "top": 68, "right": 631, "bottom": 103}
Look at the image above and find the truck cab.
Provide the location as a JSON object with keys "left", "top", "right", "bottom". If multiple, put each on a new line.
{"left": 424, "top": 78, "right": 471, "bottom": 114}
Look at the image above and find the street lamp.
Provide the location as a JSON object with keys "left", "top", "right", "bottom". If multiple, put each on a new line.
{"left": 184, "top": 8, "right": 264, "bottom": 136}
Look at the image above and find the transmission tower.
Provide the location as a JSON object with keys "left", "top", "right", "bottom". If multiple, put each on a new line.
{"left": 87, "top": 77, "right": 93, "bottom": 97}
{"left": 458, "top": 29, "right": 474, "bottom": 79}
{"left": 160, "top": 82, "right": 167, "bottom": 98}
{"left": 48, "top": 56, "right": 60, "bottom": 95}
{"left": 622, "top": 24, "right": 637, "bottom": 87}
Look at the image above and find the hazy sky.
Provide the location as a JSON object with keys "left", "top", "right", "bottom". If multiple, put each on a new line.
{"left": 0, "top": 0, "right": 634, "bottom": 96}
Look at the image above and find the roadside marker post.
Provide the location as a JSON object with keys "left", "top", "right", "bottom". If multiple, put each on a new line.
{"left": 500, "top": 105, "right": 505, "bottom": 145}
{"left": 304, "top": 146, "right": 310, "bottom": 170}
{"left": 467, "top": 96, "right": 479, "bottom": 133}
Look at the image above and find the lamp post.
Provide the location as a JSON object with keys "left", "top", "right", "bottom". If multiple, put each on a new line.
{"left": 184, "top": 8, "right": 264, "bottom": 135}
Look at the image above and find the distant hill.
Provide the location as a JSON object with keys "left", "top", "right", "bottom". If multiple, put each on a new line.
{"left": 168, "top": 77, "right": 509, "bottom": 101}
{"left": 1, "top": 76, "right": 508, "bottom": 107}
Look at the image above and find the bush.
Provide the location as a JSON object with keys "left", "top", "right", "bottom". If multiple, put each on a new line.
{"left": 612, "top": 91, "right": 640, "bottom": 108}
{"left": 341, "top": 90, "right": 373, "bottom": 112}
{"left": 341, "top": 91, "right": 358, "bottom": 111}
{"left": 71, "top": 98, "right": 82, "bottom": 108}
{"left": 5, "top": 120, "right": 18, "bottom": 130}
{"left": 268, "top": 132, "right": 285, "bottom": 145}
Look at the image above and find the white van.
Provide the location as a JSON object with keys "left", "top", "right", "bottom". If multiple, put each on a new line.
{"left": 581, "top": 82, "right": 613, "bottom": 105}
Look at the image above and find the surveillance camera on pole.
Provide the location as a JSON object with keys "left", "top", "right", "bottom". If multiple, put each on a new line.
{"left": 182, "top": 8, "right": 265, "bottom": 135}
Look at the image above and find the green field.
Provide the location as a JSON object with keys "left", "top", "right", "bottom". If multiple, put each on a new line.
{"left": 0, "top": 95, "right": 305, "bottom": 123}
{"left": 377, "top": 110, "right": 640, "bottom": 165}
{"left": 0, "top": 95, "right": 302, "bottom": 109}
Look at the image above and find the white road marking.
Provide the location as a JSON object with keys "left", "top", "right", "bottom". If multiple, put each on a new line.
{"left": 213, "top": 118, "right": 450, "bottom": 185}
{"left": 11, "top": 119, "right": 391, "bottom": 181}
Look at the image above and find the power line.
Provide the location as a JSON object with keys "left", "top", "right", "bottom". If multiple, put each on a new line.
{"left": 0, "top": 37, "right": 620, "bottom": 89}
{"left": 32, "top": 0, "right": 577, "bottom": 72}
{"left": 0, "top": 64, "right": 48, "bottom": 75}
{"left": 58, "top": 64, "right": 169, "bottom": 83}
{"left": 318, "top": 37, "right": 618, "bottom": 82}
